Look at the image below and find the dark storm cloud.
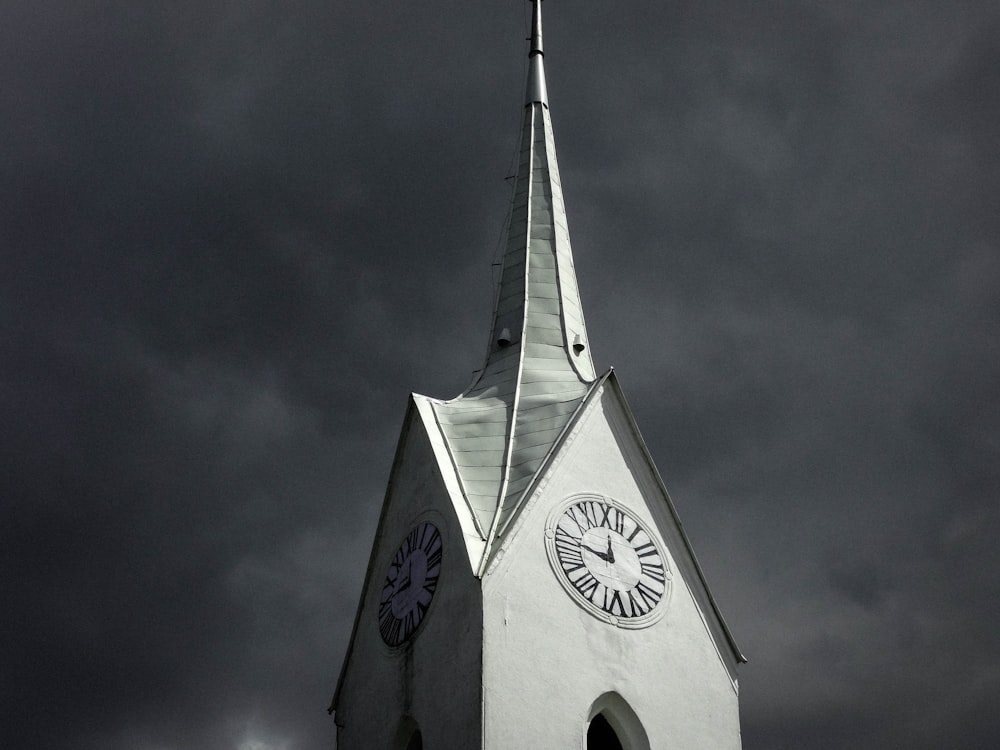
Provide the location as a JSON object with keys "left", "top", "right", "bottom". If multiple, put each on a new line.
{"left": 2, "top": 1, "right": 998, "bottom": 748}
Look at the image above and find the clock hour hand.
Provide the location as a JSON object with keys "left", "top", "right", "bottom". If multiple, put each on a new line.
{"left": 581, "top": 544, "right": 611, "bottom": 562}
{"left": 606, "top": 536, "right": 615, "bottom": 565}
{"left": 395, "top": 560, "right": 412, "bottom": 593}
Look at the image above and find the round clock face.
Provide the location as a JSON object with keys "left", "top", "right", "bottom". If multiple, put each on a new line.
{"left": 545, "top": 495, "right": 670, "bottom": 627}
{"left": 378, "top": 522, "right": 442, "bottom": 646}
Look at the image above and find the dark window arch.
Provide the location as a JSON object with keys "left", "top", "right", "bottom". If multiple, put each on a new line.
{"left": 404, "top": 728, "right": 422, "bottom": 750}
{"left": 586, "top": 692, "right": 650, "bottom": 750}
{"left": 588, "top": 712, "right": 624, "bottom": 750}
{"left": 392, "top": 717, "right": 422, "bottom": 750}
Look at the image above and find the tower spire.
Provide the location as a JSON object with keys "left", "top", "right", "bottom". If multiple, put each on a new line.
{"left": 419, "top": 0, "right": 597, "bottom": 569}
{"left": 526, "top": 0, "right": 548, "bottom": 105}
{"left": 332, "top": 7, "right": 746, "bottom": 742}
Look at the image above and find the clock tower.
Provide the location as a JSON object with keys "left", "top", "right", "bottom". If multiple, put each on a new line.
{"left": 330, "top": 3, "right": 746, "bottom": 748}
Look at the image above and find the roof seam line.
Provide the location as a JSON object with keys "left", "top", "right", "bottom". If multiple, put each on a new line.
{"left": 476, "top": 105, "right": 538, "bottom": 577}
{"left": 492, "top": 370, "right": 611, "bottom": 545}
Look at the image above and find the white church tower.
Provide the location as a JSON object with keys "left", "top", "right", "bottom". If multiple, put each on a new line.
{"left": 330, "top": 3, "right": 746, "bottom": 747}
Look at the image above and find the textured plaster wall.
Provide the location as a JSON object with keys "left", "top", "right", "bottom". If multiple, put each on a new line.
{"left": 481, "top": 386, "right": 742, "bottom": 749}
{"left": 335, "top": 410, "right": 483, "bottom": 749}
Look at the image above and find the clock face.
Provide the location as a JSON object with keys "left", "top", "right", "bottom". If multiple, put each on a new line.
{"left": 545, "top": 495, "right": 670, "bottom": 627}
{"left": 378, "top": 522, "right": 442, "bottom": 646}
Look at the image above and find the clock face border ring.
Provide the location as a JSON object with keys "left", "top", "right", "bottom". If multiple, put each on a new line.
{"left": 543, "top": 493, "right": 671, "bottom": 629}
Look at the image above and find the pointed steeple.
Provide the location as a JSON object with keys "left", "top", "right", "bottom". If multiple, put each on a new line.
{"left": 419, "top": 0, "right": 598, "bottom": 570}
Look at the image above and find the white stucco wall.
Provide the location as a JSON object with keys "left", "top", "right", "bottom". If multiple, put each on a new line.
{"left": 336, "top": 385, "right": 742, "bottom": 749}
{"left": 334, "top": 407, "right": 483, "bottom": 749}
{"left": 481, "top": 385, "right": 742, "bottom": 749}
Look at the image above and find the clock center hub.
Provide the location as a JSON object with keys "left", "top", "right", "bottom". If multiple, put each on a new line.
{"left": 580, "top": 528, "right": 641, "bottom": 591}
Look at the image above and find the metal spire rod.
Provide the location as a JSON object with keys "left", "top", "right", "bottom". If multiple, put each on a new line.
{"left": 525, "top": 0, "right": 548, "bottom": 106}
{"left": 530, "top": 0, "right": 544, "bottom": 57}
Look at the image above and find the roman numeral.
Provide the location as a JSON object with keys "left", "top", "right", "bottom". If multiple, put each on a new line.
{"left": 567, "top": 505, "right": 591, "bottom": 534}
{"left": 391, "top": 616, "right": 403, "bottom": 644}
{"left": 555, "top": 525, "right": 580, "bottom": 542}
{"left": 423, "top": 525, "right": 441, "bottom": 552}
{"left": 378, "top": 614, "right": 391, "bottom": 641}
{"left": 378, "top": 598, "right": 392, "bottom": 618}
{"left": 555, "top": 537, "right": 584, "bottom": 563}
{"left": 573, "top": 572, "right": 600, "bottom": 602}
{"left": 607, "top": 589, "right": 625, "bottom": 617}
{"left": 423, "top": 573, "right": 439, "bottom": 595}
{"left": 634, "top": 542, "right": 658, "bottom": 559}
{"left": 626, "top": 590, "right": 648, "bottom": 617}
{"left": 634, "top": 580, "right": 661, "bottom": 610}
{"left": 640, "top": 560, "right": 666, "bottom": 583}
{"left": 379, "top": 611, "right": 402, "bottom": 645}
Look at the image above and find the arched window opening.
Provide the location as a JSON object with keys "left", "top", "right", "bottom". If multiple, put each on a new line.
{"left": 588, "top": 712, "right": 624, "bottom": 750}
{"left": 392, "top": 717, "right": 422, "bottom": 750}
{"left": 585, "top": 691, "right": 650, "bottom": 750}
{"left": 404, "top": 728, "right": 423, "bottom": 750}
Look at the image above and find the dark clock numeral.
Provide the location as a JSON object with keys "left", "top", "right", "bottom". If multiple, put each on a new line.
{"left": 556, "top": 543, "right": 584, "bottom": 563}
{"left": 555, "top": 538, "right": 583, "bottom": 562}
{"left": 634, "top": 541, "right": 658, "bottom": 558}
{"left": 573, "top": 572, "right": 601, "bottom": 602}
{"left": 377, "top": 598, "right": 392, "bottom": 619}
{"left": 423, "top": 572, "right": 439, "bottom": 596}
{"left": 566, "top": 505, "right": 591, "bottom": 534}
{"left": 562, "top": 561, "right": 587, "bottom": 575}
{"left": 379, "top": 612, "right": 402, "bottom": 645}
{"left": 634, "top": 580, "right": 661, "bottom": 609}
{"left": 641, "top": 560, "right": 666, "bottom": 583}
{"left": 625, "top": 590, "right": 647, "bottom": 617}
{"left": 605, "top": 589, "right": 623, "bottom": 616}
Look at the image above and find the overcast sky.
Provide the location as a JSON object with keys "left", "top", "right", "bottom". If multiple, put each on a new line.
{"left": 3, "top": 1, "right": 999, "bottom": 748}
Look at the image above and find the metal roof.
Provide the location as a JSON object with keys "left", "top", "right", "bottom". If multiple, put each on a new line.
{"left": 415, "top": 0, "right": 596, "bottom": 569}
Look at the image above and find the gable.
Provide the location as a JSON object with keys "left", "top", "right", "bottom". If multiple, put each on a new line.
{"left": 485, "top": 370, "right": 745, "bottom": 679}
